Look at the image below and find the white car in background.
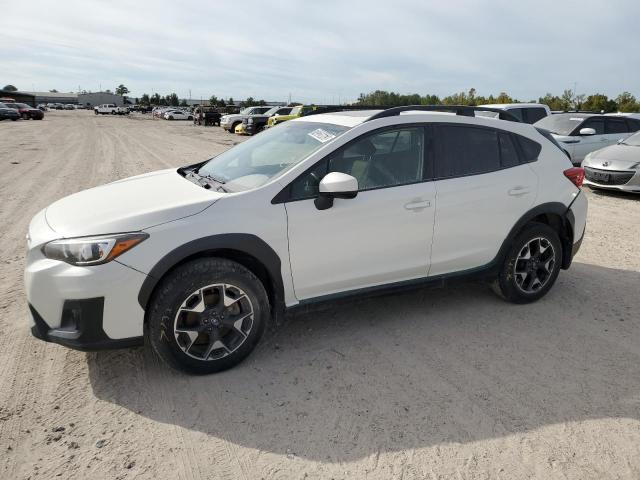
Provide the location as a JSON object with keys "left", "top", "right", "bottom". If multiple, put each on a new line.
{"left": 582, "top": 130, "right": 640, "bottom": 193}
{"left": 534, "top": 113, "right": 640, "bottom": 165}
{"left": 164, "top": 110, "right": 193, "bottom": 121}
{"left": 478, "top": 103, "right": 550, "bottom": 124}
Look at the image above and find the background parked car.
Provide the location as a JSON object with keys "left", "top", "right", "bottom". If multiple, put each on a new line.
{"left": 243, "top": 106, "right": 292, "bottom": 134}
{"left": 64, "top": 104, "right": 75, "bottom": 110}
{"left": 164, "top": 109, "right": 193, "bottom": 121}
{"left": 220, "top": 106, "right": 272, "bottom": 132}
{"left": 6, "top": 102, "right": 44, "bottom": 120}
{"left": 534, "top": 113, "right": 640, "bottom": 165}
{"left": 94, "top": 104, "right": 128, "bottom": 115}
{"left": 0, "top": 102, "right": 20, "bottom": 121}
{"left": 477, "top": 103, "right": 550, "bottom": 123}
{"left": 193, "top": 106, "right": 222, "bottom": 126}
{"left": 582, "top": 130, "right": 640, "bottom": 193}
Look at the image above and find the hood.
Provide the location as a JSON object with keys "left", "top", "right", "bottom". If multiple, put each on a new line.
{"left": 584, "top": 144, "right": 640, "bottom": 169}
{"left": 45, "top": 168, "right": 223, "bottom": 237}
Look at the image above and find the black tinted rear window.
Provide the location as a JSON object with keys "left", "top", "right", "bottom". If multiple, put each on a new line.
{"left": 606, "top": 118, "right": 629, "bottom": 134}
{"left": 435, "top": 125, "right": 501, "bottom": 178}
{"left": 516, "top": 136, "right": 542, "bottom": 162}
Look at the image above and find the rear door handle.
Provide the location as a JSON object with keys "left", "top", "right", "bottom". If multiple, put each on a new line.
{"left": 508, "top": 186, "right": 531, "bottom": 197}
{"left": 404, "top": 200, "right": 431, "bottom": 211}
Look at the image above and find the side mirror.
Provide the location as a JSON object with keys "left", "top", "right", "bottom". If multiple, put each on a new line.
{"left": 579, "top": 127, "right": 596, "bottom": 136}
{"left": 314, "top": 172, "right": 358, "bottom": 210}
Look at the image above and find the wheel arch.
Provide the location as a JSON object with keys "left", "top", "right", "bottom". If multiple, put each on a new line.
{"left": 497, "top": 202, "right": 575, "bottom": 271}
{"left": 138, "top": 234, "right": 285, "bottom": 319}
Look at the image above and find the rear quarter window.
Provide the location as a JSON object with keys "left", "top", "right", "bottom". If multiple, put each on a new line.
{"left": 516, "top": 136, "right": 542, "bottom": 162}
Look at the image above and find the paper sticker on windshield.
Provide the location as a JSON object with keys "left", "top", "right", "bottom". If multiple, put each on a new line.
{"left": 308, "top": 128, "right": 336, "bottom": 143}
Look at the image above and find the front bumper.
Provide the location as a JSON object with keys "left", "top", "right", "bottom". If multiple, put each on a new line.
{"left": 29, "top": 298, "right": 143, "bottom": 351}
{"left": 25, "top": 243, "right": 148, "bottom": 350}
{"left": 583, "top": 169, "right": 640, "bottom": 193}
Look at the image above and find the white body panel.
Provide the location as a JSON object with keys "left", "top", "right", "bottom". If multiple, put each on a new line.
{"left": 285, "top": 182, "right": 436, "bottom": 299}
{"left": 24, "top": 213, "right": 147, "bottom": 339}
{"left": 429, "top": 164, "right": 537, "bottom": 276}
{"left": 44, "top": 169, "right": 221, "bottom": 237}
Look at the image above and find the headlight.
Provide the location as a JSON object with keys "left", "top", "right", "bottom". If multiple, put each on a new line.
{"left": 248, "top": 118, "right": 253, "bottom": 124}
{"left": 42, "top": 233, "right": 148, "bottom": 266}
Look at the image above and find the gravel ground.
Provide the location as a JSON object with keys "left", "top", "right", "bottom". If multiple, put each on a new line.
{"left": 1, "top": 110, "right": 639, "bottom": 480}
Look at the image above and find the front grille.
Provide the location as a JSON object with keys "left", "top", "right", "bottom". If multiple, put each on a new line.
{"left": 584, "top": 167, "right": 635, "bottom": 186}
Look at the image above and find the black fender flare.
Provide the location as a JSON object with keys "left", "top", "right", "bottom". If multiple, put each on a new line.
{"left": 137, "top": 234, "right": 285, "bottom": 314}
{"left": 494, "top": 201, "right": 575, "bottom": 271}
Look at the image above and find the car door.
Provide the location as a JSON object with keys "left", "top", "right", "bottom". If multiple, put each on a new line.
{"left": 283, "top": 126, "right": 436, "bottom": 300}
{"left": 571, "top": 117, "right": 606, "bottom": 162}
{"left": 429, "top": 124, "right": 538, "bottom": 276}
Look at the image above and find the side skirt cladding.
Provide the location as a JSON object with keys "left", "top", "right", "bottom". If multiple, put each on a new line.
{"left": 137, "top": 234, "right": 285, "bottom": 318}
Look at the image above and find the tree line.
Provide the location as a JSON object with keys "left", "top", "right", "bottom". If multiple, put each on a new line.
{"left": 133, "top": 92, "right": 269, "bottom": 108}
{"left": 355, "top": 88, "right": 640, "bottom": 112}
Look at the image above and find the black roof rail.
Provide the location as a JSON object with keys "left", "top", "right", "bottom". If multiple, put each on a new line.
{"left": 364, "top": 105, "right": 522, "bottom": 123}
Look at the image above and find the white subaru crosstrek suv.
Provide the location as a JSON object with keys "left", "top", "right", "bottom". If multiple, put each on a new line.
{"left": 25, "top": 106, "right": 588, "bottom": 374}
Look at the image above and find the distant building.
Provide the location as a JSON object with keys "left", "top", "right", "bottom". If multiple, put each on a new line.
{"left": 78, "top": 92, "right": 125, "bottom": 108}
{"left": 0, "top": 89, "right": 37, "bottom": 106}
{"left": 25, "top": 91, "right": 78, "bottom": 104}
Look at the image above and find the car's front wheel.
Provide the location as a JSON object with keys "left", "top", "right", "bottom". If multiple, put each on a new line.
{"left": 148, "top": 258, "right": 270, "bottom": 374}
{"left": 492, "top": 223, "right": 562, "bottom": 304}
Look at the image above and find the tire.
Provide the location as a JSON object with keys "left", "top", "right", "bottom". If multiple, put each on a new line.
{"left": 168, "top": 116, "right": 174, "bottom": 120}
{"left": 230, "top": 122, "right": 240, "bottom": 133}
{"left": 94, "top": 110, "right": 98, "bottom": 115}
{"left": 11, "top": 118, "right": 17, "bottom": 121}
{"left": 22, "top": 113, "right": 29, "bottom": 120}
{"left": 492, "top": 222, "right": 562, "bottom": 304}
{"left": 188, "top": 116, "right": 193, "bottom": 121}
{"left": 148, "top": 258, "right": 270, "bottom": 374}
{"left": 111, "top": 110, "right": 116, "bottom": 115}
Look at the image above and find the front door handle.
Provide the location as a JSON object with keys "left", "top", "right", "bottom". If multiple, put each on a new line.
{"left": 508, "top": 186, "right": 531, "bottom": 197}
{"left": 404, "top": 200, "right": 431, "bottom": 211}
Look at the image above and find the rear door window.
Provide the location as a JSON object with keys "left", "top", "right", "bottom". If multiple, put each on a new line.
{"left": 434, "top": 125, "right": 501, "bottom": 178}
{"left": 498, "top": 133, "right": 520, "bottom": 168}
{"left": 605, "top": 118, "right": 629, "bottom": 134}
{"left": 627, "top": 119, "right": 640, "bottom": 132}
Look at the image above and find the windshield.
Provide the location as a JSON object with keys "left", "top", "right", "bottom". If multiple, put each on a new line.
{"left": 534, "top": 115, "right": 585, "bottom": 136}
{"left": 196, "top": 121, "right": 349, "bottom": 192}
{"left": 622, "top": 131, "right": 640, "bottom": 146}
{"left": 239, "top": 107, "right": 253, "bottom": 115}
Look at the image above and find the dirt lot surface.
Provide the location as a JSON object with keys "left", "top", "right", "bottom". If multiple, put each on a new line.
{"left": 1, "top": 111, "right": 639, "bottom": 479}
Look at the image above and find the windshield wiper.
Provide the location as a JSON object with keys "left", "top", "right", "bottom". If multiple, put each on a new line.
{"left": 200, "top": 172, "right": 227, "bottom": 184}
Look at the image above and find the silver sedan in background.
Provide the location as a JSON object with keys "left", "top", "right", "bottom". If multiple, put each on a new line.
{"left": 582, "top": 131, "right": 640, "bottom": 193}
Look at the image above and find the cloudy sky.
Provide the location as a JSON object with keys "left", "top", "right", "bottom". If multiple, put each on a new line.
{"left": 2, "top": 0, "right": 638, "bottom": 103}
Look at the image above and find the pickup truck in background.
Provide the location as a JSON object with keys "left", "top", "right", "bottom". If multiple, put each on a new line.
{"left": 94, "top": 104, "right": 129, "bottom": 115}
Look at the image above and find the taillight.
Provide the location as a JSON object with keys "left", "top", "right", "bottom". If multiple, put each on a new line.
{"left": 564, "top": 167, "right": 585, "bottom": 188}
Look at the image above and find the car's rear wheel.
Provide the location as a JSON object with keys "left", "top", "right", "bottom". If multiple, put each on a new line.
{"left": 22, "top": 113, "right": 29, "bottom": 120}
{"left": 492, "top": 223, "right": 562, "bottom": 304}
{"left": 148, "top": 258, "right": 270, "bottom": 374}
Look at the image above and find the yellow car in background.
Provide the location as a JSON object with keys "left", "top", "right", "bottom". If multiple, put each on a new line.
{"left": 267, "top": 105, "right": 315, "bottom": 127}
